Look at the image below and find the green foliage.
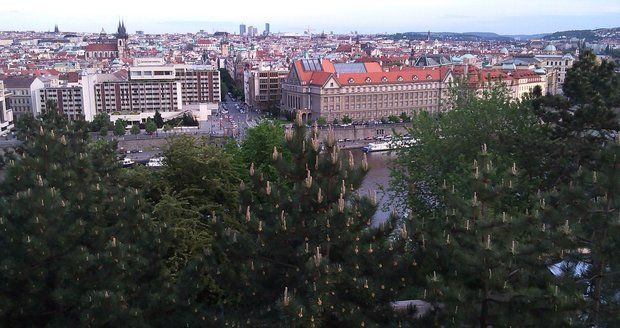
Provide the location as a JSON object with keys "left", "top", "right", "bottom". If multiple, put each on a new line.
{"left": 392, "top": 85, "right": 554, "bottom": 214}
{"left": 130, "top": 124, "right": 140, "bottom": 135}
{"left": 542, "top": 139, "right": 620, "bottom": 326}
{"left": 0, "top": 111, "right": 170, "bottom": 326}
{"left": 396, "top": 147, "right": 577, "bottom": 326}
{"left": 99, "top": 125, "right": 109, "bottom": 136}
{"left": 163, "top": 123, "right": 172, "bottom": 132}
{"left": 388, "top": 115, "right": 400, "bottom": 123}
{"left": 145, "top": 119, "right": 157, "bottom": 134}
{"left": 563, "top": 49, "right": 620, "bottom": 109}
{"left": 153, "top": 110, "right": 164, "bottom": 128}
{"left": 113, "top": 119, "right": 126, "bottom": 137}
{"left": 90, "top": 113, "right": 111, "bottom": 132}
{"left": 316, "top": 116, "right": 327, "bottom": 126}
{"left": 240, "top": 120, "right": 288, "bottom": 182}
{"left": 219, "top": 68, "right": 244, "bottom": 100}
{"left": 341, "top": 114, "right": 353, "bottom": 124}
{"left": 208, "top": 121, "right": 402, "bottom": 326}
{"left": 332, "top": 117, "right": 339, "bottom": 125}
{"left": 399, "top": 112, "right": 411, "bottom": 123}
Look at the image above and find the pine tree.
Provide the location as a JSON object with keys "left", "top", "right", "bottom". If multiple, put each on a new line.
{"left": 0, "top": 111, "right": 169, "bottom": 326}
{"left": 208, "top": 116, "right": 403, "bottom": 326}
{"left": 542, "top": 136, "right": 620, "bottom": 326}
{"left": 153, "top": 110, "right": 165, "bottom": 129}
{"left": 397, "top": 145, "right": 577, "bottom": 326}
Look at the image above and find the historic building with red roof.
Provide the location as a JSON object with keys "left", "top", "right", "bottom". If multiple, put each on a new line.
{"left": 281, "top": 58, "right": 453, "bottom": 122}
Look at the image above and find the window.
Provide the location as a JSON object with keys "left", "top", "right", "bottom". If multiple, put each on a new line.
{"left": 348, "top": 78, "right": 355, "bottom": 84}
{"left": 397, "top": 76, "right": 403, "bottom": 82}
{"left": 365, "top": 77, "right": 372, "bottom": 83}
{"left": 381, "top": 76, "right": 388, "bottom": 82}
{"left": 413, "top": 75, "right": 418, "bottom": 80}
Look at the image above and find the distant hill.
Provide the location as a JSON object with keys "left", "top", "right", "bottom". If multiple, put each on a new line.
{"left": 383, "top": 27, "right": 619, "bottom": 42}
{"left": 384, "top": 31, "right": 511, "bottom": 41}
{"left": 543, "top": 27, "right": 620, "bottom": 41}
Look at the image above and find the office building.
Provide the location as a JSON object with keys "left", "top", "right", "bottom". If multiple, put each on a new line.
{"left": 240, "top": 24, "right": 247, "bottom": 36}
{"left": 244, "top": 67, "right": 289, "bottom": 110}
{"left": 264, "top": 23, "right": 270, "bottom": 35}
{"left": 281, "top": 59, "right": 454, "bottom": 122}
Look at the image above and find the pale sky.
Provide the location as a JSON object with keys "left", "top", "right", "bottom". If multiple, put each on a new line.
{"left": 1, "top": 0, "right": 619, "bottom": 35}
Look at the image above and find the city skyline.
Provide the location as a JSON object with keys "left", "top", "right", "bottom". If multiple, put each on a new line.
{"left": 1, "top": 0, "right": 619, "bottom": 35}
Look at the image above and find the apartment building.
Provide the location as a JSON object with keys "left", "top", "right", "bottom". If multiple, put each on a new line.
{"left": 39, "top": 86, "right": 87, "bottom": 121}
{"left": 281, "top": 59, "right": 454, "bottom": 122}
{"left": 0, "top": 81, "right": 14, "bottom": 136}
{"left": 81, "top": 58, "right": 220, "bottom": 123}
{"left": 3, "top": 76, "right": 45, "bottom": 119}
{"left": 244, "top": 68, "right": 288, "bottom": 110}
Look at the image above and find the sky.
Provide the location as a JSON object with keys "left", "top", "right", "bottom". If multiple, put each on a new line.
{"left": 0, "top": 0, "right": 619, "bottom": 35}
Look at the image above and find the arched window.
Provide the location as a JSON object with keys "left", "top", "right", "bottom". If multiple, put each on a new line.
{"left": 397, "top": 76, "right": 403, "bottom": 81}
{"left": 348, "top": 78, "right": 355, "bottom": 84}
{"left": 381, "top": 76, "right": 388, "bottom": 82}
{"left": 365, "top": 77, "right": 371, "bottom": 83}
{"left": 412, "top": 75, "right": 418, "bottom": 80}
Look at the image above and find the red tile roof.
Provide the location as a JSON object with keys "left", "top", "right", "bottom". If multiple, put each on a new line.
{"left": 85, "top": 43, "right": 118, "bottom": 52}
{"left": 293, "top": 59, "right": 450, "bottom": 87}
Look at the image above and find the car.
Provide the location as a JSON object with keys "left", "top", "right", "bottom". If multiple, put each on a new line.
{"left": 364, "top": 136, "right": 373, "bottom": 140}
{"left": 339, "top": 123, "right": 352, "bottom": 127}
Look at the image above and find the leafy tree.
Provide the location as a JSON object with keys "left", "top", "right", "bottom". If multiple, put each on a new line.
{"left": 388, "top": 115, "right": 400, "bottom": 123}
{"left": 392, "top": 85, "right": 555, "bottom": 215}
{"left": 113, "top": 119, "right": 126, "bottom": 137}
{"left": 99, "top": 125, "right": 109, "bottom": 137}
{"left": 341, "top": 114, "right": 353, "bottom": 124}
{"left": 399, "top": 112, "right": 411, "bottom": 123}
{"left": 90, "top": 113, "right": 111, "bottom": 132}
{"left": 239, "top": 120, "right": 288, "bottom": 182}
{"left": 208, "top": 117, "right": 403, "bottom": 326}
{"left": 0, "top": 111, "right": 170, "bottom": 326}
{"left": 397, "top": 146, "right": 578, "bottom": 326}
{"left": 332, "top": 117, "right": 339, "bottom": 125}
{"left": 163, "top": 123, "right": 172, "bottom": 133}
{"left": 316, "top": 116, "right": 327, "bottom": 126}
{"left": 145, "top": 119, "right": 157, "bottom": 135}
{"left": 380, "top": 117, "right": 389, "bottom": 124}
{"left": 153, "top": 110, "right": 164, "bottom": 128}
{"left": 130, "top": 124, "right": 140, "bottom": 136}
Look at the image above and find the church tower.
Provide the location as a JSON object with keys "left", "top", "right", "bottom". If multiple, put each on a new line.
{"left": 116, "top": 20, "right": 129, "bottom": 58}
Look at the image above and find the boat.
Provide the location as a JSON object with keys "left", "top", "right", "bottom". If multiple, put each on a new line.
{"left": 362, "top": 139, "right": 416, "bottom": 153}
{"left": 121, "top": 158, "right": 135, "bottom": 167}
{"left": 146, "top": 157, "right": 164, "bottom": 167}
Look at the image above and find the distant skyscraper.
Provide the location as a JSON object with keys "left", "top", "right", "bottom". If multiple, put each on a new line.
{"left": 264, "top": 23, "right": 270, "bottom": 35}
{"left": 240, "top": 24, "right": 247, "bottom": 36}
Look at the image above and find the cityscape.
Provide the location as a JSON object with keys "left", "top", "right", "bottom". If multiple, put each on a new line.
{"left": 0, "top": 1, "right": 619, "bottom": 326}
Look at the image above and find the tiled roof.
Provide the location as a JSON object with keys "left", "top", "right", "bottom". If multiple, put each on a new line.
{"left": 293, "top": 59, "right": 450, "bottom": 87}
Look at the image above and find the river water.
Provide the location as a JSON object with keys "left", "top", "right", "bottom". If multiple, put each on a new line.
{"left": 350, "top": 149, "right": 396, "bottom": 225}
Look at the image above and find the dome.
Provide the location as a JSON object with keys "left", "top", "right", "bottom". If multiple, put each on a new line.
{"left": 500, "top": 47, "right": 509, "bottom": 54}
{"left": 544, "top": 44, "right": 557, "bottom": 52}
{"left": 462, "top": 53, "right": 475, "bottom": 59}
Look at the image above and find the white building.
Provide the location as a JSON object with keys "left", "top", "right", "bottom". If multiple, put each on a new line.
{"left": 3, "top": 76, "right": 45, "bottom": 119}
{"left": 0, "top": 81, "right": 15, "bottom": 136}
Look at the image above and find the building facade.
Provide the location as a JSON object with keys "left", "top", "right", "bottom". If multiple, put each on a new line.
{"left": 82, "top": 58, "right": 220, "bottom": 122}
{"left": 3, "top": 76, "right": 45, "bottom": 119}
{"left": 85, "top": 21, "right": 129, "bottom": 60}
{"left": 244, "top": 68, "right": 288, "bottom": 110}
{"left": 39, "top": 86, "right": 86, "bottom": 121}
{"left": 534, "top": 54, "right": 574, "bottom": 94}
{"left": 281, "top": 59, "right": 453, "bottom": 122}
{"left": 0, "top": 81, "right": 14, "bottom": 136}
